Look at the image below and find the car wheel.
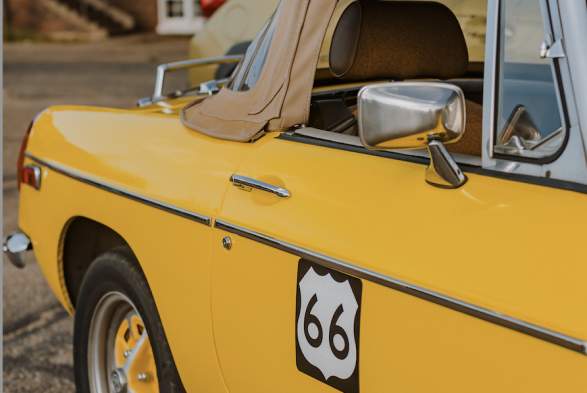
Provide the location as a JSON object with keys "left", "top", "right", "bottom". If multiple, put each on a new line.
{"left": 74, "top": 248, "right": 184, "bottom": 393}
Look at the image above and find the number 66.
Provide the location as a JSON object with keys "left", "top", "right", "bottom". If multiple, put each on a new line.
{"left": 303, "top": 294, "right": 350, "bottom": 360}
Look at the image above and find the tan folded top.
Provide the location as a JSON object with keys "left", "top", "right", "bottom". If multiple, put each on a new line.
{"left": 182, "top": 0, "right": 339, "bottom": 142}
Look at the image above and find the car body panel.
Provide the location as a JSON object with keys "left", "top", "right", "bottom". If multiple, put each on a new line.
{"left": 20, "top": 103, "right": 257, "bottom": 393}
{"left": 19, "top": 167, "right": 227, "bottom": 392}
{"left": 211, "top": 232, "right": 587, "bottom": 392}
{"left": 26, "top": 103, "right": 247, "bottom": 219}
{"left": 217, "top": 135, "right": 587, "bottom": 340}
{"left": 210, "top": 134, "right": 587, "bottom": 391}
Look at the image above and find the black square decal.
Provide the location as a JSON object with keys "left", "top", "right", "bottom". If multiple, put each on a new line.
{"left": 295, "top": 259, "right": 362, "bottom": 393}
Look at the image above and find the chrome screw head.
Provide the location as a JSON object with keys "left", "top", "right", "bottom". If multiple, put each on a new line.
{"left": 137, "top": 372, "right": 150, "bottom": 382}
{"left": 222, "top": 236, "right": 232, "bottom": 250}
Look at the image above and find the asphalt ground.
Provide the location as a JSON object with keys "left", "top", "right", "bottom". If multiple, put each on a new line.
{"left": 3, "top": 35, "right": 190, "bottom": 392}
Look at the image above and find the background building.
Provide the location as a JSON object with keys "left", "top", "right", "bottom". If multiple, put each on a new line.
{"left": 4, "top": 0, "right": 205, "bottom": 40}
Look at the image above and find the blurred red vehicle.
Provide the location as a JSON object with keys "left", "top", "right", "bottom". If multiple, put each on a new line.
{"left": 200, "top": 0, "right": 226, "bottom": 17}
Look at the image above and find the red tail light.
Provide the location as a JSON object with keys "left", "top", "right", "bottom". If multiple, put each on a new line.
{"left": 17, "top": 122, "right": 33, "bottom": 191}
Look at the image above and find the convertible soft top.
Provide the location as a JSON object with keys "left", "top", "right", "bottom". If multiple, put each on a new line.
{"left": 182, "top": 0, "right": 336, "bottom": 142}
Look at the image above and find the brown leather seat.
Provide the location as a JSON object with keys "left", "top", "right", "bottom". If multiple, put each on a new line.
{"left": 326, "top": 0, "right": 482, "bottom": 156}
{"left": 329, "top": 1, "right": 469, "bottom": 80}
{"left": 450, "top": 99, "right": 483, "bottom": 156}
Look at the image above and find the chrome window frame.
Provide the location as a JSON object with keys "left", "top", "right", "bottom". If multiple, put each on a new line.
{"left": 228, "top": 5, "right": 280, "bottom": 92}
{"left": 558, "top": 1, "right": 587, "bottom": 159}
{"left": 482, "top": 0, "right": 587, "bottom": 185}
{"left": 228, "top": 19, "right": 271, "bottom": 91}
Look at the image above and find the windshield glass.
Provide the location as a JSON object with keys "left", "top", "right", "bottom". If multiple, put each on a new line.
{"left": 494, "top": 0, "right": 565, "bottom": 159}
{"left": 228, "top": 6, "right": 280, "bottom": 91}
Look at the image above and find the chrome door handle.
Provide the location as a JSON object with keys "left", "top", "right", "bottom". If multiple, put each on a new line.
{"left": 230, "top": 174, "right": 291, "bottom": 198}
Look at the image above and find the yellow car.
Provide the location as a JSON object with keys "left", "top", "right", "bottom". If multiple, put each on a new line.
{"left": 6, "top": 0, "right": 587, "bottom": 392}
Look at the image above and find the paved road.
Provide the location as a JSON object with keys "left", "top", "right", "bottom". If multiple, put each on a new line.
{"left": 3, "top": 35, "right": 190, "bottom": 392}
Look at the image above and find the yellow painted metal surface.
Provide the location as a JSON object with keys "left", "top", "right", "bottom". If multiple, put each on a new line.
{"left": 27, "top": 103, "right": 250, "bottom": 220}
{"left": 211, "top": 231, "right": 587, "bottom": 392}
{"left": 19, "top": 103, "right": 256, "bottom": 393}
{"left": 212, "top": 134, "right": 587, "bottom": 391}
{"left": 20, "top": 167, "right": 226, "bottom": 392}
{"left": 217, "top": 135, "right": 587, "bottom": 340}
{"left": 19, "top": 102, "right": 587, "bottom": 391}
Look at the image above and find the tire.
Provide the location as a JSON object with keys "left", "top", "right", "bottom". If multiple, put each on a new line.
{"left": 74, "top": 247, "right": 184, "bottom": 393}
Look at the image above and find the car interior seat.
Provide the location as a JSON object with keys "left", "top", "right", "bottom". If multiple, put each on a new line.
{"left": 311, "top": 0, "right": 483, "bottom": 156}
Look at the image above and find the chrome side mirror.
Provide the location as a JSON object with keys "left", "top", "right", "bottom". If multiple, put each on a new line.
{"left": 358, "top": 82, "right": 467, "bottom": 188}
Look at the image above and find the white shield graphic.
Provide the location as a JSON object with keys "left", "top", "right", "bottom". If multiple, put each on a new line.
{"left": 297, "top": 266, "right": 359, "bottom": 381}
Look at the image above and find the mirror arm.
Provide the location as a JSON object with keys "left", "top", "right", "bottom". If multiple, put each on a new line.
{"left": 425, "top": 139, "right": 467, "bottom": 189}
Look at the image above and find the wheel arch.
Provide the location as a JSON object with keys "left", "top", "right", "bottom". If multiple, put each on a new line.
{"left": 60, "top": 216, "right": 137, "bottom": 308}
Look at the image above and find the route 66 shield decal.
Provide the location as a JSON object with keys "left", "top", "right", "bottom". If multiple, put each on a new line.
{"left": 296, "top": 260, "right": 362, "bottom": 393}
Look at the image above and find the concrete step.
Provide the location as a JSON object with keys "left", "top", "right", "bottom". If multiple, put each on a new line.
{"left": 43, "top": 0, "right": 108, "bottom": 40}
{"left": 53, "top": 0, "right": 136, "bottom": 35}
{"left": 83, "top": 0, "right": 135, "bottom": 31}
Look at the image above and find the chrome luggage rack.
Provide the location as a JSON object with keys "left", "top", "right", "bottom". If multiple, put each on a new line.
{"left": 137, "top": 54, "right": 243, "bottom": 107}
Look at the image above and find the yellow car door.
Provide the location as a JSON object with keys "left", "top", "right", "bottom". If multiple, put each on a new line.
{"left": 210, "top": 131, "right": 587, "bottom": 393}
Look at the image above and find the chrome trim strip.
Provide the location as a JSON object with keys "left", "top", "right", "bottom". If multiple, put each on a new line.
{"left": 215, "top": 219, "right": 587, "bottom": 355}
{"left": 139, "top": 55, "right": 242, "bottom": 106}
{"left": 25, "top": 154, "right": 212, "bottom": 226}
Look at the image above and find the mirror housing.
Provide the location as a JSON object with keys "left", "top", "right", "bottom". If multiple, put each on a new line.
{"left": 358, "top": 82, "right": 467, "bottom": 188}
